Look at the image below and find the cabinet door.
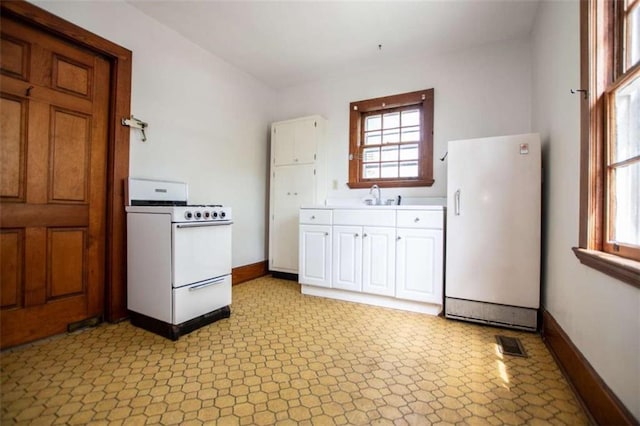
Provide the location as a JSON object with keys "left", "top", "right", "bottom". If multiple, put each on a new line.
{"left": 362, "top": 227, "right": 396, "bottom": 297}
{"left": 396, "top": 228, "right": 443, "bottom": 303}
{"left": 299, "top": 225, "right": 331, "bottom": 287}
{"left": 272, "top": 121, "right": 296, "bottom": 166}
{"left": 273, "top": 119, "right": 317, "bottom": 166}
{"left": 270, "top": 165, "right": 315, "bottom": 272}
{"left": 293, "top": 118, "right": 318, "bottom": 164}
{"left": 332, "top": 226, "right": 362, "bottom": 292}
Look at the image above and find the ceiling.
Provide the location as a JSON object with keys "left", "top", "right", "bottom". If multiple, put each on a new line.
{"left": 129, "top": 1, "right": 540, "bottom": 90}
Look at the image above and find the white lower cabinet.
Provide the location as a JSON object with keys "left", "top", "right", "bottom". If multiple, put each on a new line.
{"left": 396, "top": 228, "right": 443, "bottom": 303}
{"left": 332, "top": 226, "right": 395, "bottom": 295}
{"left": 362, "top": 227, "right": 396, "bottom": 297}
{"left": 299, "top": 224, "right": 331, "bottom": 287}
{"left": 332, "top": 226, "right": 362, "bottom": 291}
{"left": 300, "top": 206, "right": 444, "bottom": 315}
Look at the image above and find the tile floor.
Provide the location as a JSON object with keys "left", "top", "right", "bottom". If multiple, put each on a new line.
{"left": 1, "top": 276, "right": 588, "bottom": 425}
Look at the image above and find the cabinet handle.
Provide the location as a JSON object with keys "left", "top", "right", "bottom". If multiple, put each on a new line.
{"left": 287, "top": 192, "right": 291, "bottom": 195}
{"left": 397, "top": 236, "right": 402, "bottom": 241}
{"left": 414, "top": 217, "right": 420, "bottom": 222}
{"left": 311, "top": 215, "right": 316, "bottom": 219}
{"left": 294, "top": 192, "right": 298, "bottom": 195}
{"left": 325, "top": 232, "right": 329, "bottom": 236}
{"left": 363, "top": 233, "right": 368, "bottom": 237}
{"left": 455, "top": 189, "right": 461, "bottom": 216}
{"left": 354, "top": 233, "right": 359, "bottom": 238}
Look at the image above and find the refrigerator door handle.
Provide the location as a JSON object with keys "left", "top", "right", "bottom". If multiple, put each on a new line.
{"left": 455, "top": 189, "right": 461, "bottom": 215}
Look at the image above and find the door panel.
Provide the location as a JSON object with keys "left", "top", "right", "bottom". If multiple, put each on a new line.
{"left": 50, "top": 108, "right": 90, "bottom": 202}
{"left": 0, "top": 95, "right": 26, "bottom": 200}
{"left": 332, "top": 225, "right": 362, "bottom": 292}
{"left": 396, "top": 228, "right": 443, "bottom": 304}
{"left": 362, "top": 227, "right": 396, "bottom": 297}
{"left": 48, "top": 228, "right": 85, "bottom": 299}
{"left": 0, "top": 230, "right": 23, "bottom": 309}
{"left": 0, "top": 15, "right": 110, "bottom": 348}
{"left": 299, "top": 225, "right": 331, "bottom": 287}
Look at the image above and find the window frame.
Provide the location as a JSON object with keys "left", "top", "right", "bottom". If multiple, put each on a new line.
{"left": 574, "top": 0, "right": 640, "bottom": 287}
{"left": 348, "top": 89, "right": 434, "bottom": 188}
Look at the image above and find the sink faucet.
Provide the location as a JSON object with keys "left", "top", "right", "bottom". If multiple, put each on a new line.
{"left": 369, "top": 184, "right": 381, "bottom": 205}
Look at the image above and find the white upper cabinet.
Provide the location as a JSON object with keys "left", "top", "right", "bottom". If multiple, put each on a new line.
{"left": 272, "top": 117, "right": 319, "bottom": 166}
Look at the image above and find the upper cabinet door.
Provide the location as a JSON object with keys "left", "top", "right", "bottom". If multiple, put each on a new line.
{"left": 272, "top": 118, "right": 317, "bottom": 166}
{"left": 293, "top": 118, "right": 318, "bottom": 164}
{"left": 273, "top": 121, "right": 296, "bottom": 166}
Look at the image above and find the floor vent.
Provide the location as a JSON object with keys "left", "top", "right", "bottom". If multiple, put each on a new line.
{"left": 495, "top": 335, "right": 528, "bottom": 357}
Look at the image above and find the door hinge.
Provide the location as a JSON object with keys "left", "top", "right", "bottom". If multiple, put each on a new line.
{"left": 314, "top": 154, "right": 316, "bottom": 160}
{"left": 273, "top": 128, "right": 276, "bottom": 134}
{"left": 314, "top": 169, "right": 316, "bottom": 175}
{"left": 314, "top": 121, "right": 317, "bottom": 127}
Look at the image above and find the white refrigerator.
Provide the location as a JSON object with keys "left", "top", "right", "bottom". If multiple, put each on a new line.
{"left": 445, "top": 133, "right": 541, "bottom": 331}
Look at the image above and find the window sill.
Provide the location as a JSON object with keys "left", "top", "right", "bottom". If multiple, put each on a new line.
{"left": 572, "top": 248, "right": 640, "bottom": 289}
{"left": 347, "top": 179, "right": 435, "bottom": 189}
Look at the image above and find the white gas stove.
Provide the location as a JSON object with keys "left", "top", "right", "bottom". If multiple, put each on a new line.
{"left": 125, "top": 178, "right": 232, "bottom": 340}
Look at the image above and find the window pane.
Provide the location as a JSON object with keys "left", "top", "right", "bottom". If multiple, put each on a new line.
{"left": 400, "top": 144, "right": 419, "bottom": 160}
{"left": 365, "top": 131, "right": 382, "bottom": 145}
{"left": 401, "top": 126, "right": 420, "bottom": 142}
{"left": 383, "top": 112, "right": 400, "bottom": 129}
{"left": 611, "top": 162, "right": 640, "bottom": 246}
{"left": 628, "top": 3, "right": 640, "bottom": 69}
{"left": 401, "top": 109, "right": 420, "bottom": 126}
{"left": 381, "top": 145, "right": 399, "bottom": 161}
{"left": 365, "top": 115, "right": 382, "bottom": 131}
{"left": 382, "top": 129, "right": 400, "bottom": 144}
{"left": 363, "top": 163, "right": 379, "bottom": 179}
{"left": 399, "top": 161, "right": 419, "bottom": 178}
{"left": 381, "top": 163, "right": 398, "bottom": 178}
{"left": 613, "top": 71, "right": 640, "bottom": 162}
{"left": 363, "top": 147, "right": 380, "bottom": 162}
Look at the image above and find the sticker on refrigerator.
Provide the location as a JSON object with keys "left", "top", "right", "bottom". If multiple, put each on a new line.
{"left": 519, "top": 143, "right": 529, "bottom": 155}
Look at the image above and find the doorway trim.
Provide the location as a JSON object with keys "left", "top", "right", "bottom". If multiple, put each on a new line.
{"left": 1, "top": 0, "right": 132, "bottom": 321}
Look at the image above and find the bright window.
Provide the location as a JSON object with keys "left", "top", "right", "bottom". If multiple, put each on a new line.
{"left": 348, "top": 89, "right": 434, "bottom": 188}
{"left": 575, "top": 0, "right": 640, "bottom": 286}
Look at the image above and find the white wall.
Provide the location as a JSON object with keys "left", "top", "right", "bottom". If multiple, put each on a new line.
{"left": 275, "top": 38, "right": 532, "bottom": 202}
{"left": 34, "top": 0, "right": 277, "bottom": 268}
{"left": 531, "top": 1, "right": 640, "bottom": 419}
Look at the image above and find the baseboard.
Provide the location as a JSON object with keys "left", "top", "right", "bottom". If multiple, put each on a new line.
{"left": 542, "top": 310, "right": 637, "bottom": 425}
{"left": 232, "top": 261, "right": 268, "bottom": 285}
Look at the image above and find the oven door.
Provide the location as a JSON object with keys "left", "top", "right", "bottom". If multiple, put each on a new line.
{"left": 172, "top": 222, "right": 232, "bottom": 288}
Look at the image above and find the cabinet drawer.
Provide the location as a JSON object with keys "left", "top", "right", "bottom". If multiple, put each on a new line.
{"left": 333, "top": 209, "right": 395, "bottom": 227}
{"left": 397, "top": 210, "right": 443, "bottom": 229}
{"left": 300, "top": 209, "right": 332, "bottom": 225}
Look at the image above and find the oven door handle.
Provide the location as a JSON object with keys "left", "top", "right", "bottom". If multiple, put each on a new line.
{"left": 176, "top": 221, "right": 233, "bottom": 228}
{"left": 189, "top": 277, "right": 226, "bottom": 291}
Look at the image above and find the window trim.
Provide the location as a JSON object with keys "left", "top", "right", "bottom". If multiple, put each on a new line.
{"left": 348, "top": 89, "right": 434, "bottom": 188}
{"left": 574, "top": 0, "right": 640, "bottom": 288}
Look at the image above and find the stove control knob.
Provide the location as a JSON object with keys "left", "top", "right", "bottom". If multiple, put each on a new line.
{"left": 220, "top": 211, "right": 226, "bottom": 219}
{"left": 195, "top": 211, "right": 202, "bottom": 219}
{"left": 204, "top": 211, "right": 210, "bottom": 219}
{"left": 212, "top": 211, "right": 218, "bottom": 218}
{"left": 184, "top": 211, "right": 193, "bottom": 220}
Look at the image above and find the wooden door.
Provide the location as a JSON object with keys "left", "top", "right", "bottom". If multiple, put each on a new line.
{"left": 0, "top": 15, "right": 110, "bottom": 348}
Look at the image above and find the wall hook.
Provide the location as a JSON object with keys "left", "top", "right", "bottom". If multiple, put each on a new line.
{"left": 440, "top": 151, "right": 448, "bottom": 161}
{"left": 570, "top": 89, "right": 588, "bottom": 99}
{"left": 121, "top": 115, "right": 148, "bottom": 141}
